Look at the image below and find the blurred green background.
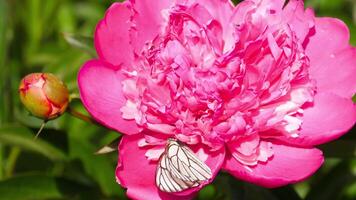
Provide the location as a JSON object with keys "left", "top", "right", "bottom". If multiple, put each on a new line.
{"left": 0, "top": 0, "right": 355, "bottom": 199}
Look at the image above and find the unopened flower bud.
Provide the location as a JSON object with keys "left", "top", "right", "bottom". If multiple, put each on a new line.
{"left": 19, "top": 73, "right": 70, "bottom": 120}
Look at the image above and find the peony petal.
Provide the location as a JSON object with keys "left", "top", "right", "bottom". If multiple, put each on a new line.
{"left": 249, "top": 0, "right": 285, "bottom": 10}
{"left": 310, "top": 47, "right": 356, "bottom": 99}
{"left": 282, "top": 0, "right": 315, "bottom": 43}
{"left": 306, "top": 17, "right": 350, "bottom": 56}
{"left": 95, "top": 2, "right": 134, "bottom": 67}
{"left": 281, "top": 92, "right": 356, "bottom": 146}
{"left": 129, "top": 0, "right": 234, "bottom": 51}
{"left": 195, "top": 0, "right": 234, "bottom": 28}
{"left": 129, "top": 0, "right": 172, "bottom": 51}
{"left": 223, "top": 143, "right": 324, "bottom": 188}
{"left": 116, "top": 134, "right": 225, "bottom": 200}
{"left": 306, "top": 18, "right": 356, "bottom": 98}
{"left": 223, "top": 0, "right": 255, "bottom": 52}
{"left": 78, "top": 60, "right": 141, "bottom": 135}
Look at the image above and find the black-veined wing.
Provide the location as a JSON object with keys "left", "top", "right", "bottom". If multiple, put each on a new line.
{"left": 155, "top": 139, "right": 212, "bottom": 193}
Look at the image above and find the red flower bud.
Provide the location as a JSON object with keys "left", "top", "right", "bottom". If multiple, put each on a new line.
{"left": 19, "top": 73, "right": 70, "bottom": 120}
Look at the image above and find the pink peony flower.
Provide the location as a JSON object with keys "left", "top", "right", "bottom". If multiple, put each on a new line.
{"left": 78, "top": 0, "right": 356, "bottom": 199}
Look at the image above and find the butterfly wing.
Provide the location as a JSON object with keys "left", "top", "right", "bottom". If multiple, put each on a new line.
{"left": 156, "top": 140, "right": 212, "bottom": 193}
{"left": 156, "top": 154, "right": 198, "bottom": 193}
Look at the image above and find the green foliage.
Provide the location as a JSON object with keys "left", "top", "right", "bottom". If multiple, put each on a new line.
{"left": 0, "top": 174, "right": 101, "bottom": 200}
{"left": 0, "top": 125, "right": 66, "bottom": 161}
{"left": 0, "top": 0, "right": 355, "bottom": 199}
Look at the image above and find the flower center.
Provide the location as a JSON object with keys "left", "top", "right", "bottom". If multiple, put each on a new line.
{"left": 120, "top": 4, "right": 315, "bottom": 165}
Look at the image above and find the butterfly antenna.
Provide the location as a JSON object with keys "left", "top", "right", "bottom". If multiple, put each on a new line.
{"left": 34, "top": 121, "right": 47, "bottom": 140}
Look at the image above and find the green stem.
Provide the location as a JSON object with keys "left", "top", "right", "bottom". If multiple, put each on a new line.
{"left": 5, "top": 147, "right": 21, "bottom": 178}
{"left": 69, "top": 93, "right": 80, "bottom": 101}
{"left": 34, "top": 121, "right": 46, "bottom": 140}
{"left": 66, "top": 107, "right": 98, "bottom": 125}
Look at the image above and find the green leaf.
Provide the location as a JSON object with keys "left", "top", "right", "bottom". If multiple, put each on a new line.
{"left": 63, "top": 33, "right": 96, "bottom": 57}
{"left": 0, "top": 174, "right": 99, "bottom": 200}
{"left": 0, "top": 125, "right": 67, "bottom": 161}
{"left": 0, "top": 0, "right": 10, "bottom": 125}
{"left": 197, "top": 185, "right": 217, "bottom": 200}
{"left": 0, "top": 0, "right": 7, "bottom": 68}
{"left": 68, "top": 137, "right": 126, "bottom": 198}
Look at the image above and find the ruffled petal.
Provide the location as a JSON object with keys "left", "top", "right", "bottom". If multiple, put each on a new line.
{"left": 95, "top": 2, "right": 134, "bottom": 67}
{"left": 223, "top": 143, "right": 324, "bottom": 188}
{"left": 224, "top": 0, "right": 313, "bottom": 51}
{"left": 306, "top": 17, "right": 356, "bottom": 98}
{"left": 129, "top": 0, "right": 173, "bottom": 51}
{"left": 78, "top": 60, "right": 141, "bottom": 135}
{"left": 281, "top": 92, "right": 356, "bottom": 146}
{"left": 116, "top": 134, "right": 225, "bottom": 200}
{"left": 248, "top": 0, "right": 285, "bottom": 9}
{"left": 194, "top": 0, "right": 234, "bottom": 28}
{"left": 282, "top": 0, "right": 315, "bottom": 43}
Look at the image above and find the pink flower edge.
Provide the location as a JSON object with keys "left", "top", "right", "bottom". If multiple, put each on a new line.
{"left": 116, "top": 134, "right": 225, "bottom": 200}
{"left": 78, "top": 60, "right": 141, "bottom": 134}
{"left": 223, "top": 142, "right": 324, "bottom": 188}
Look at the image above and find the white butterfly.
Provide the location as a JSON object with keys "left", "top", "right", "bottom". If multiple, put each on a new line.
{"left": 155, "top": 139, "right": 212, "bottom": 193}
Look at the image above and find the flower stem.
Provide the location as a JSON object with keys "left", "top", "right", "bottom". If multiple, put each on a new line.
{"left": 66, "top": 107, "right": 98, "bottom": 125}
{"left": 34, "top": 121, "right": 46, "bottom": 140}
{"left": 5, "top": 147, "right": 21, "bottom": 178}
{"left": 69, "top": 93, "right": 80, "bottom": 101}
